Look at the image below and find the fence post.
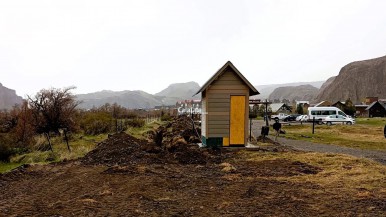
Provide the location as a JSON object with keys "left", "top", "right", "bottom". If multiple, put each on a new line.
{"left": 249, "top": 118, "right": 252, "bottom": 141}
{"left": 312, "top": 117, "right": 315, "bottom": 134}
{"left": 384, "top": 125, "right": 386, "bottom": 138}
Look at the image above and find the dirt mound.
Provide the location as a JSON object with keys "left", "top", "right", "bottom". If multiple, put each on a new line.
{"left": 81, "top": 116, "right": 225, "bottom": 166}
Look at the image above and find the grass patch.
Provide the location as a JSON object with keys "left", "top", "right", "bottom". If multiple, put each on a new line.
{"left": 0, "top": 121, "right": 161, "bottom": 174}
{"left": 356, "top": 117, "right": 386, "bottom": 126}
{"left": 281, "top": 119, "right": 386, "bottom": 151}
{"left": 0, "top": 162, "right": 24, "bottom": 173}
{"left": 243, "top": 150, "right": 386, "bottom": 190}
{"left": 125, "top": 121, "right": 163, "bottom": 139}
{"left": 1, "top": 134, "right": 106, "bottom": 173}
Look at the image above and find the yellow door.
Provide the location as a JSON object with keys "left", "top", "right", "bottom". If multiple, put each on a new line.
{"left": 230, "top": 96, "right": 245, "bottom": 145}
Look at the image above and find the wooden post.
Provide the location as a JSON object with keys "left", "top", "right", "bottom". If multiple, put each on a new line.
{"left": 45, "top": 132, "right": 53, "bottom": 152}
{"left": 312, "top": 117, "right": 315, "bottom": 134}
{"left": 249, "top": 118, "right": 252, "bottom": 141}
{"left": 384, "top": 125, "right": 386, "bottom": 138}
{"left": 64, "top": 129, "right": 71, "bottom": 153}
{"left": 265, "top": 100, "right": 269, "bottom": 127}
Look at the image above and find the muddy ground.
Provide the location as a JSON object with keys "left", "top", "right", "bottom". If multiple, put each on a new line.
{"left": 0, "top": 117, "right": 385, "bottom": 216}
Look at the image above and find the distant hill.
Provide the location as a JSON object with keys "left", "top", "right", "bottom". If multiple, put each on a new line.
{"left": 253, "top": 81, "right": 325, "bottom": 100}
{"left": 318, "top": 76, "right": 336, "bottom": 94}
{"left": 0, "top": 83, "right": 23, "bottom": 110}
{"left": 268, "top": 85, "right": 319, "bottom": 102}
{"left": 76, "top": 81, "right": 201, "bottom": 109}
{"left": 155, "top": 81, "right": 200, "bottom": 98}
{"left": 316, "top": 56, "right": 386, "bottom": 103}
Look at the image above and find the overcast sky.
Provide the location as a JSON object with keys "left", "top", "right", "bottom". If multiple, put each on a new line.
{"left": 1, "top": 0, "right": 386, "bottom": 97}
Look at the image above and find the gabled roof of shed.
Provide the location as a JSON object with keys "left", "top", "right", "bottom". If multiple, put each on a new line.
{"left": 365, "top": 101, "right": 386, "bottom": 111}
{"left": 194, "top": 61, "right": 259, "bottom": 96}
{"left": 270, "top": 103, "right": 291, "bottom": 113}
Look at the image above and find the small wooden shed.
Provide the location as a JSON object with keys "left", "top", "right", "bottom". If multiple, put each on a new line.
{"left": 195, "top": 61, "right": 259, "bottom": 147}
{"left": 365, "top": 101, "right": 386, "bottom": 117}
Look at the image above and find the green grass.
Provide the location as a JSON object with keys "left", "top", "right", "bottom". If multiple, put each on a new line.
{"left": 356, "top": 117, "right": 386, "bottom": 126}
{"left": 0, "top": 134, "right": 107, "bottom": 174}
{"left": 282, "top": 118, "right": 386, "bottom": 151}
{"left": 0, "top": 121, "right": 163, "bottom": 174}
{"left": 0, "top": 162, "right": 24, "bottom": 173}
{"left": 125, "top": 121, "right": 163, "bottom": 139}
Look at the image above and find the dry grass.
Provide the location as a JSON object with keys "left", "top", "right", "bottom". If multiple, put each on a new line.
{"left": 282, "top": 118, "right": 386, "bottom": 150}
{"left": 8, "top": 134, "right": 106, "bottom": 166}
{"left": 243, "top": 150, "right": 386, "bottom": 191}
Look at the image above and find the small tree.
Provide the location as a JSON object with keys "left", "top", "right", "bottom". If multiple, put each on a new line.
{"left": 296, "top": 104, "right": 304, "bottom": 115}
{"left": 10, "top": 101, "right": 35, "bottom": 148}
{"left": 344, "top": 98, "right": 356, "bottom": 116}
{"left": 28, "top": 87, "right": 79, "bottom": 152}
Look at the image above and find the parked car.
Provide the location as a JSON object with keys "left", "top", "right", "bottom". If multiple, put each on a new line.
{"left": 324, "top": 115, "right": 355, "bottom": 126}
{"left": 271, "top": 113, "right": 289, "bottom": 121}
{"left": 296, "top": 115, "right": 308, "bottom": 122}
{"left": 283, "top": 114, "right": 301, "bottom": 122}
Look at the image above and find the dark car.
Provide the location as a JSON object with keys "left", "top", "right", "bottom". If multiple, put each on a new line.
{"left": 283, "top": 114, "right": 301, "bottom": 122}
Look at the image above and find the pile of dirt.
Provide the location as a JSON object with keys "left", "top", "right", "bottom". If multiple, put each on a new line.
{"left": 160, "top": 115, "right": 202, "bottom": 144}
{"left": 81, "top": 119, "right": 223, "bottom": 166}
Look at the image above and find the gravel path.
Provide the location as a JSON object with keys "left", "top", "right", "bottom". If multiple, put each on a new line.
{"left": 251, "top": 120, "right": 386, "bottom": 165}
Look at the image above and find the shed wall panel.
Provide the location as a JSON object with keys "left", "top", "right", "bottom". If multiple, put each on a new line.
{"left": 207, "top": 89, "right": 249, "bottom": 94}
{"left": 208, "top": 115, "right": 230, "bottom": 121}
{"left": 212, "top": 80, "right": 244, "bottom": 85}
{"left": 206, "top": 98, "right": 230, "bottom": 103}
{"left": 201, "top": 97, "right": 207, "bottom": 137}
{"left": 208, "top": 102, "right": 230, "bottom": 108}
{"left": 209, "top": 85, "right": 248, "bottom": 90}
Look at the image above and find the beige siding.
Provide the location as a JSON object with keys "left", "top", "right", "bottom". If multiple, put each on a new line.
{"left": 206, "top": 68, "right": 249, "bottom": 138}
{"left": 201, "top": 97, "right": 207, "bottom": 137}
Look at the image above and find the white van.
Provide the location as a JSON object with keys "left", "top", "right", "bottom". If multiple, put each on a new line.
{"left": 308, "top": 106, "right": 348, "bottom": 122}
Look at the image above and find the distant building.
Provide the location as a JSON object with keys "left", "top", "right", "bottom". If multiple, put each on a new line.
{"left": 364, "top": 97, "right": 379, "bottom": 105}
{"left": 354, "top": 105, "right": 368, "bottom": 117}
{"left": 176, "top": 99, "right": 201, "bottom": 115}
{"left": 365, "top": 101, "right": 386, "bottom": 117}
{"left": 270, "top": 103, "right": 291, "bottom": 114}
{"left": 332, "top": 101, "right": 346, "bottom": 111}
{"left": 313, "top": 101, "right": 332, "bottom": 107}
{"left": 154, "top": 105, "right": 175, "bottom": 110}
{"left": 296, "top": 100, "right": 309, "bottom": 106}
{"left": 295, "top": 100, "right": 310, "bottom": 112}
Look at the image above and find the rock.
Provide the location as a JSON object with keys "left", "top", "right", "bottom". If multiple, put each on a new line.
{"left": 316, "top": 55, "right": 386, "bottom": 103}
{"left": 0, "top": 83, "right": 23, "bottom": 110}
{"left": 269, "top": 85, "right": 319, "bottom": 102}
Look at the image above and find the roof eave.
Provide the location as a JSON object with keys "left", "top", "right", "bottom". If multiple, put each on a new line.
{"left": 194, "top": 61, "right": 259, "bottom": 96}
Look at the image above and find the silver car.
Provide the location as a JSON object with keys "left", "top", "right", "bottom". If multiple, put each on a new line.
{"left": 324, "top": 115, "right": 355, "bottom": 126}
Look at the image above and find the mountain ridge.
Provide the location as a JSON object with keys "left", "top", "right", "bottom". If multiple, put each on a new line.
{"left": 76, "top": 81, "right": 200, "bottom": 109}
{"left": 0, "top": 83, "right": 23, "bottom": 110}
{"left": 316, "top": 55, "right": 386, "bottom": 103}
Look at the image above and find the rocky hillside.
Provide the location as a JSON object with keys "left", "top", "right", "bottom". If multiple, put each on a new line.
{"left": 0, "top": 83, "right": 23, "bottom": 110}
{"left": 76, "top": 82, "right": 200, "bottom": 109}
{"left": 318, "top": 76, "right": 336, "bottom": 94}
{"left": 155, "top": 81, "right": 200, "bottom": 98}
{"left": 253, "top": 81, "right": 324, "bottom": 100}
{"left": 268, "top": 85, "right": 319, "bottom": 101}
{"left": 316, "top": 56, "right": 386, "bottom": 103}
